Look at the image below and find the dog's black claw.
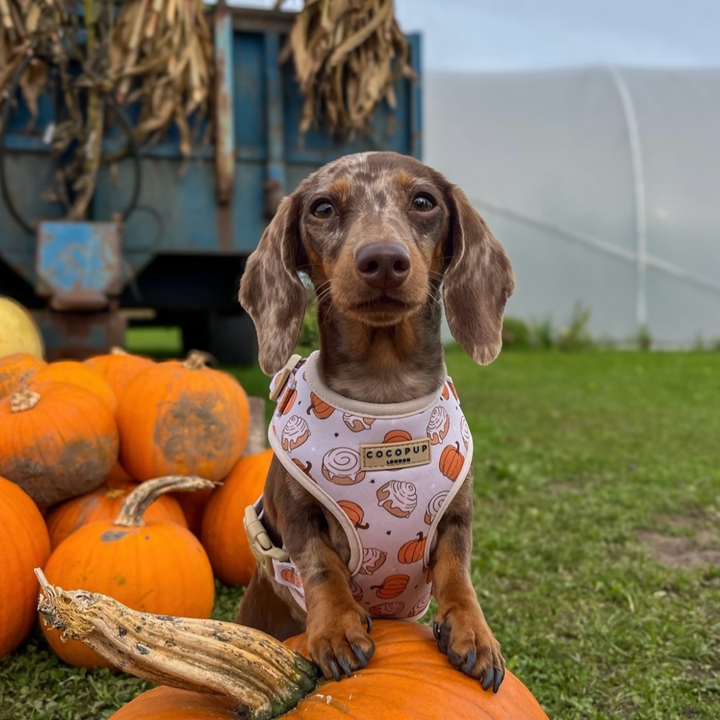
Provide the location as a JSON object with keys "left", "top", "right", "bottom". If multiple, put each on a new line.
{"left": 461, "top": 650, "right": 477, "bottom": 675}
{"left": 432, "top": 621, "right": 440, "bottom": 640}
{"left": 493, "top": 667, "right": 505, "bottom": 694}
{"left": 338, "top": 656, "right": 353, "bottom": 678}
{"left": 437, "top": 623, "right": 450, "bottom": 655}
{"left": 481, "top": 668, "right": 495, "bottom": 692}
{"left": 328, "top": 660, "right": 341, "bottom": 682}
{"left": 351, "top": 643, "right": 369, "bottom": 669}
{"left": 365, "top": 615, "right": 373, "bottom": 634}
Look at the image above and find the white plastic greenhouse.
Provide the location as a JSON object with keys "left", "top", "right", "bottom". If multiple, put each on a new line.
{"left": 425, "top": 66, "right": 720, "bottom": 346}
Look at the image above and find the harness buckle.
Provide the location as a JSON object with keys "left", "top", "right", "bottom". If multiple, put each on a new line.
{"left": 269, "top": 353, "right": 303, "bottom": 402}
{"left": 244, "top": 504, "right": 289, "bottom": 577}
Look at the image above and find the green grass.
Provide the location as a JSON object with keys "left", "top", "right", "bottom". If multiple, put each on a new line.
{"left": 2, "top": 349, "right": 719, "bottom": 719}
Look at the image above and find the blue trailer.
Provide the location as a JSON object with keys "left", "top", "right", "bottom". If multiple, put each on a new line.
{"left": 0, "top": 7, "right": 421, "bottom": 362}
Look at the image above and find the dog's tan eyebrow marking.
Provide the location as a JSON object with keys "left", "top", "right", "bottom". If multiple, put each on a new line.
{"left": 328, "top": 178, "right": 352, "bottom": 200}
{"left": 395, "top": 171, "right": 417, "bottom": 191}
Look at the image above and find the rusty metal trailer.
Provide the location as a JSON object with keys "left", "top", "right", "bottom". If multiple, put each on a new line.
{"left": 0, "top": 7, "right": 422, "bottom": 362}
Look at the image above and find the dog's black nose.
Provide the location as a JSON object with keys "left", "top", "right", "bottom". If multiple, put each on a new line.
{"left": 355, "top": 243, "right": 411, "bottom": 290}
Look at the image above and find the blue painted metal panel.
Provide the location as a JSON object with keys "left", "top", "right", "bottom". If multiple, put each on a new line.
{"left": 36, "top": 222, "right": 121, "bottom": 297}
{"left": 2, "top": 14, "right": 422, "bottom": 284}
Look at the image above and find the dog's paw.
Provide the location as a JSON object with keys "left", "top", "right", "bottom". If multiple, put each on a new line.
{"left": 306, "top": 606, "right": 375, "bottom": 681}
{"left": 433, "top": 604, "right": 505, "bottom": 693}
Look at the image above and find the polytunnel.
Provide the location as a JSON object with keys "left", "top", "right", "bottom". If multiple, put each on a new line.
{"left": 425, "top": 66, "right": 720, "bottom": 346}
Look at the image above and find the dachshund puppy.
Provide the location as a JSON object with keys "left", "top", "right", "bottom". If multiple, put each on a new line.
{"left": 238, "top": 151, "right": 514, "bottom": 692}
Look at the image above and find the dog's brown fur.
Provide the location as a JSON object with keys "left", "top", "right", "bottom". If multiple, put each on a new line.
{"left": 238, "top": 151, "right": 515, "bottom": 691}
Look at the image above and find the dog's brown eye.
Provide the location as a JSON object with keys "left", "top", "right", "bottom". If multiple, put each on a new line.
{"left": 412, "top": 194, "right": 435, "bottom": 211}
{"left": 312, "top": 201, "right": 335, "bottom": 219}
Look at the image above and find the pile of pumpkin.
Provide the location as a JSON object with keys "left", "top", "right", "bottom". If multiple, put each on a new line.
{"left": 0, "top": 295, "right": 550, "bottom": 719}
{"left": 0, "top": 346, "right": 273, "bottom": 668}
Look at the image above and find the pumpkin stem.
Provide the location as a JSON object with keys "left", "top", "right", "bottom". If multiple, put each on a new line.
{"left": 114, "top": 476, "right": 216, "bottom": 527}
{"left": 34, "top": 569, "right": 319, "bottom": 720}
{"left": 110, "top": 347, "right": 128, "bottom": 355}
{"left": 10, "top": 388, "right": 40, "bottom": 413}
{"left": 183, "top": 350, "right": 213, "bottom": 370}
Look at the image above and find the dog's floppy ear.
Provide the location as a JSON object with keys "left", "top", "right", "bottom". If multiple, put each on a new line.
{"left": 240, "top": 195, "right": 306, "bottom": 375}
{"left": 443, "top": 186, "right": 515, "bottom": 365}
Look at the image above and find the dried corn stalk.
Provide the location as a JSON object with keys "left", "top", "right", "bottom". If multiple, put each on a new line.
{"left": 277, "top": 0, "right": 415, "bottom": 135}
{"left": 108, "top": 0, "right": 213, "bottom": 157}
{"left": 0, "top": 0, "right": 213, "bottom": 222}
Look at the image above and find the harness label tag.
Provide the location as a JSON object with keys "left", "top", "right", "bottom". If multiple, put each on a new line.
{"left": 360, "top": 438, "right": 432, "bottom": 471}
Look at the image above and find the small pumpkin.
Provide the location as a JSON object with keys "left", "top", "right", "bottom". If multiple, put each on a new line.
{"left": 0, "top": 352, "right": 46, "bottom": 400}
{"left": 117, "top": 352, "right": 250, "bottom": 482}
{"left": 306, "top": 392, "right": 335, "bottom": 419}
{"left": 398, "top": 532, "right": 427, "bottom": 564}
{"left": 280, "top": 387, "right": 298, "bottom": 415}
{"left": 36, "top": 579, "right": 550, "bottom": 720}
{"left": 200, "top": 449, "right": 273, "bottom": 586}
{"left": 0, "top": 476, "right": 50, "bottom": 658}
{"left": 370, "top": 574, "right": 410, "bottom": 599}
{"left": 41, "top": 476, "right": 215, "bottom": 668}
{"left": 84, "top": 348, "right": 154, "bottom": 403}
{"left": 105, "top": 461, "right": 134, "bottom": 488}
{"left": 46, "top": 482, "right": 187, "bottom": 549}
{"left": 0, "top": 297, "right": 44, "bottom": 360}
{"left": 439, "top": 442, "right": 465, "bottom": 482}
{"left": 29, "top": 360, "right": 117, "bottom": 413}
{"left": 383, "top": 429, "right": 412, "bottom": 444}
{"left": 0, "top": 383, "right": 119, "bottom": 507}
{"left": 338, "top": 500, "right": 370, "bottom": 530}
{"left": 280, "top": 567, "right": 303, "bottom": 588}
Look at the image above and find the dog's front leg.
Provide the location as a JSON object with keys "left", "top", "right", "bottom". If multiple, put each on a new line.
{"left": 283, "top": 501, "right": 375, "bottom": 681}
{"left": 430, "top": 473, "right": 505, "bottom": 692}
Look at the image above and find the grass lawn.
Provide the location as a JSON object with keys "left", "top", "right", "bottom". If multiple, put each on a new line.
{"left": 2, "top": 348, "right": 719, "bottom": 719}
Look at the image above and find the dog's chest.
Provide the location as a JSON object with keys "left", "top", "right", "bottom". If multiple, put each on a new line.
{"left": 268, "top": 353, "right": 473, "bottom": 620}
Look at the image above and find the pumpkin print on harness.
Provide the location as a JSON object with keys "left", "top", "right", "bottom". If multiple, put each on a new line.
{"left": 0, "top": 382, "right": 118, "bottom": 508}
{"left": 306, "top": 391, "right": 335, "bottom": 419}
{"left": 371, "top": 573, "right": 410, "bottom": 599}
{"left": 337, "top": 499, "right": 369, "bottom": 529}
{"left": 439, "top": 442, "right": 465, "bottom": 481}
{"left": 117, "top": 352, "right": 250, "bottom": 482}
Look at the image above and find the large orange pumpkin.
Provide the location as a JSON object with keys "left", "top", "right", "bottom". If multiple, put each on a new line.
{"left": 42, "top": 476, "right": 216, "bottom": 668}
{"left": 200, "top": 449, "right": 273, "bottom": 586}
{"left": 0, "top": 352, "right": 46, "bottom": 400}
{"left": 0, "top": 383, "right": 119, "bottom": 507}
{"left": 107, "top": 622, "right": 550, "bottom": 720}
{"left": 0, "top": 476, "right": 51, "bottom": 658}
{"left": 29, "top": 360, "right": 118, "bottom": 414}
{"left": 46, "top": 482, "right": 187, "bottom": 549}
{"left": 84, "top": 348, "right": 154, "bottom": 403}
{"left": 117, "top": 352, "right": 250, "bottom": 482}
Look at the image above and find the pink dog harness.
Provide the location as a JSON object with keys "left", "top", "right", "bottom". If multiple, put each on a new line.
{"left": 263, "top": 352, "right": 473, "bottom": 621}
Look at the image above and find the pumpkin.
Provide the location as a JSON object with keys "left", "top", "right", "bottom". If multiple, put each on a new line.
{"left": 338, "top": 500, "right": 369, "bottom": 529}
{"left": 370, "top": 574, "right": 410, "bottom": 599}
{"left": 174, "top": 486, "right": 215, "bottom": 537}
{"left": 41, "top": 476, "right": 216, "bottom": 668}
{"left": 0, "top": 352, "right": 46, "bottom": 400}
{"left": 383, "top": 429, "right": 412, "bottom": 444}
{"left": 0, "top": 297, "right": 44, "bottom": 360}
{"left": 201, "top": 449, "right": 273, "bottom": 586}
{"left": 46, "top": 482, "right": 187, "bottom": 549}
{"left": 36, "top": 577, "right": 550, "bottom": 720}
{"left": 439, "top": 442, "right": 465, "bottom": 481}
{"left": 0, "top": 476, "right": 51, "bottom": 658}
{"left": 105, "top": 461, "right": 135, "bottom": 488}
{"left": 280, "top": 387, "right": 297, "bottom": 414}
{"left": 117, "top": 352, "right": 250, "bottom": 482}
{"left": 306, "top": 392, "right": 335, "bottom": 419}
{"left": 397, "top": 532, "right": 427, "bottom": 564}
{"left": 29, "top": 360, "right": 118, "bottom": 414}
{"left": 0, "top": 383, "right": 119, "bottom": 507}
{"left": 84, "top": 347, "right": 154, "bottom": 403}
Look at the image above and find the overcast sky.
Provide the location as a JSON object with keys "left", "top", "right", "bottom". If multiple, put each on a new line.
{"left": 234, "top": 0, "right": 720, "bottom": 71}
